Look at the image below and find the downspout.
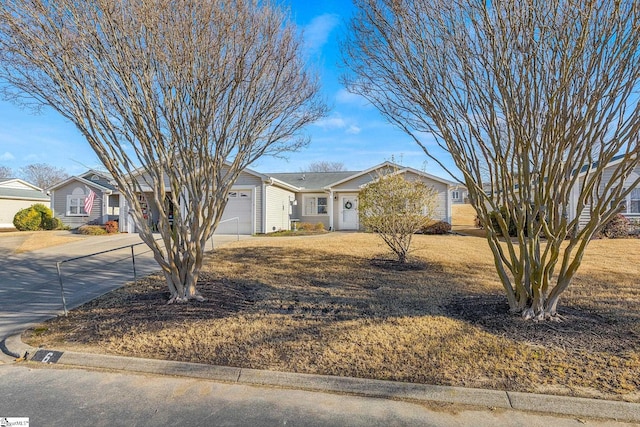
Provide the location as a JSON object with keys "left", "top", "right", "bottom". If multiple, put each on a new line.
{"left": 262, "top": 179, "right": 270, "bottom": 234}
{"left": 447, "top": 185, "right": 452, "bottom": 224}
{"left": 327, "top": 188, "right": 334, "bottom": 231}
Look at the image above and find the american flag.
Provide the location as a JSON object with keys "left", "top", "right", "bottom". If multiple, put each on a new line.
{"left": 84, "top": 189, "right": 96, "bottom": 215}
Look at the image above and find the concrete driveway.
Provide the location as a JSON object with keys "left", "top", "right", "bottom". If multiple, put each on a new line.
{"left": 0, "top": 231, "right": 245, "bottom": 341}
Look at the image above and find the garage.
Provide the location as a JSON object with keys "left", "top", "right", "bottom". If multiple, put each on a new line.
{"left": 215, "top": 188, "right": 253, "bottom": 235}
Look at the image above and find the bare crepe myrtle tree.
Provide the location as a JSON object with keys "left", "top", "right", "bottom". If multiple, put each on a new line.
{"left": 0, "top": 0, "right": 327, "bottom": 303}
{"left": 343, "top": 0, "right": 640, "bottom": 320}
{"left": 359, "top": 170, "right": 437, "bottom": 263}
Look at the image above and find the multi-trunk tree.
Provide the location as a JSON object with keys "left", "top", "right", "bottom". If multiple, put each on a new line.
{"left": 343, "top": 0, "right": 640, "bottom": 319}
{"left": 0, "top": 0, "right": 326, "bottom": 303}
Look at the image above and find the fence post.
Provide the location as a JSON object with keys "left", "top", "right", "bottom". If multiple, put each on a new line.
{"left": 56, "top": 261, "right": 68, "bottom": 317}
{"left": 131, "top": 245, "right": 137, "bottom": 285}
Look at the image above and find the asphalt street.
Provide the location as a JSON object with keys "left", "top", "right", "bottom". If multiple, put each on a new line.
{"left": 2, "top": 364, "right": 638, "bottom": 427}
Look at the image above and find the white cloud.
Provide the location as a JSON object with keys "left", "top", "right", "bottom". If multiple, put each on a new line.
{"left": 346, "top": 125, "right": 361, "bottom": 135}
{"left": 335, "top": 88, "right": 369, "bottom": 107}
{"left": 313, "top": 114, "right": 362, "bottom": 136}
{"left": 0, "top": 151, "right": 15, "bottom": 161}
{"left": 314, "top": 116, "right": 347, "bottom": 130}
{"left": 303, "top": 14, "right": 340, "bottom": 54}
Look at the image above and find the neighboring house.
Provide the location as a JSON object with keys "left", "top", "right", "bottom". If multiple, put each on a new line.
{"left": 48, "top": 170, "right": 120, "bottom": 229}
{"left": 569, "top": 156, "right": 640, "bottom": 229}
{"left": 58, "top": 162, "right": 454, "bottom": 234}
{"left": 0, "top": 178, "right": 50, "bottom": 229}
{"left": 269, "top": 162, "right": 453, "bottom": 232}
{"left": 451, "top": 185, "right": 468, "bottom": 204}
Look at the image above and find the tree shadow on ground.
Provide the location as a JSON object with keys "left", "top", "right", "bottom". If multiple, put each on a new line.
{"left": 443, "top": 293, "right": 640, "bottom": 354}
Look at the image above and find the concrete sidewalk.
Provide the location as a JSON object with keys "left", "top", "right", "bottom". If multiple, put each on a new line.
{"left": 3, "top": 334, "right": 639, "bottom": 425}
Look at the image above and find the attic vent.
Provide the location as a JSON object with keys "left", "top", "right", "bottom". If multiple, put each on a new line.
{"left": 91, "top": 174, "right": 100, "bottom": 181}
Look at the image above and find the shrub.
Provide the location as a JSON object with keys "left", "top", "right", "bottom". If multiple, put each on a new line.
{"left": 13, "top": 203, "right": 57, "bottom": 231}
{"left": 489, "top": 207, "right": 518, "bottom": 237}
{"left": 31, "top": 203, "right": 53, "bottom": 228}
{"left": 314, "top": 222, "right": 325, "bottom": 231}
{"left": 104, "top": 220, "right": 119, "bottom": 234}
{"left": 421, "top": 220, "right": 451, "bottom": 235}
{"left": 598, "top": 214, "right": 630, "bottom": 239}
{"left": 77, "top": 225, "right": 107, "bottom": 235}
{"left": 43, "top": 217, "right": 65, "bottom": 230}
{"left": 13, "top": 207, "right": 42, "bottom": 231}
{"left": 297, "top": 222, "right": 314, "bottom": 231}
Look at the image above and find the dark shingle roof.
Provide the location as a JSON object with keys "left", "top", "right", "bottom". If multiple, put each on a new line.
{"left": 269, "top": 171, "right": 358, "bottom": 190}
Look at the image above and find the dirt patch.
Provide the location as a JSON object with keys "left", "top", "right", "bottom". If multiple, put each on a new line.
{"left": 369, "top": 256, "right": 428, "bottom": 271}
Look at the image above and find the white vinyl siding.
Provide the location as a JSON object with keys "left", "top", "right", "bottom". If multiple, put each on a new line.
{"left": 265, "top": 185, "right": 295, "bottom": 233}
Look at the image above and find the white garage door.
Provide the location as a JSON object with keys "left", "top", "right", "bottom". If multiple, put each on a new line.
{"left": 216, "top": 189, "right": 253, "bottom": 235}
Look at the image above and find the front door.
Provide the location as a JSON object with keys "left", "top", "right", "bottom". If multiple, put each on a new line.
{"left": 339, "top": 195, "right": 359, "bottom": 230}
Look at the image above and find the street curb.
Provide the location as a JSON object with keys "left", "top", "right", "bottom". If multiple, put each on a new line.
{"left": 4, "top": 334, "right": 639, "bottom": 423}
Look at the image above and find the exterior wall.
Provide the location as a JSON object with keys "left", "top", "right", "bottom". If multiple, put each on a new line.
{"left": 573, "top": 163, "right": 640, "bottom": 229}
{"left": 0, "top": 199, "right": 45, "bottom": 228}
{"left": 451, "top": 188, "right": 468, "bottom": 204}
{"left": 331, "top": 166, "right": 395, "bottom": 191}
{"left": 52, "top": 181, "right": 104, "bottom": 228}
{"left": 330, "top": 170, "right": 451, "bottom": 230}
{"left": 294, "top": 192, "right": 331, "bottom": 230}
{"left": 264, "top": 185, "right": 296, "bottom": 232}
{"left": 128, "top": 169, "right": 265, "bottom": 234}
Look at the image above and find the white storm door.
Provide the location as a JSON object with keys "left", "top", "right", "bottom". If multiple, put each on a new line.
{"left": 339, "top": 195, "right": 359, "bottom": 230}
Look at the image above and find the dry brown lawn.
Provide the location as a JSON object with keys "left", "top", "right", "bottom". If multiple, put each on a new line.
{"left": 24, "top": 232, "right": 640, "bottom": 402}
{"left": 0, "top": 230, "right": 82, "bottom": 253}
{"left": 16, "top": 231, "right": 81, "bottom": 253}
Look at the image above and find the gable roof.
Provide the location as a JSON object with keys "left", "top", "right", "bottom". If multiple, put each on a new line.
{"left": 333, "top": 161, "right": 456, "bottom": 189}
{"left": 47, "top": 174, "right": 115, "bottom": 193}
{"left": 0, "top": 178, "right": 49, "bottom": 201}
{"left": 267, "top": 162, "right": 454, "bottom": 191}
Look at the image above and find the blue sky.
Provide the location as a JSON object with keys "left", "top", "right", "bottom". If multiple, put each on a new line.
{"left": 0, "top": 1, "right": 456, "bottom": 179}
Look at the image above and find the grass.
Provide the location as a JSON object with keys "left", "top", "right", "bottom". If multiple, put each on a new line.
{"left": 23, "top": 230, "right": 640, "bottom": 403}
{"left": 13, "top": 231, "right": 81, "bottom": 253}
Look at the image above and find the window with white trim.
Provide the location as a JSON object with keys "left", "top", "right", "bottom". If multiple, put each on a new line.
{"left": 629, "top": 188, "right": 640, "bottom": 214}
{"left": 304, "top": 195, "right": 328, "bottom": 215}
{"left": 452, "top": 190, "right": 460, "bottom": 200}
{"left": 67, "top": 187, "right": 89, "bottom": 216}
